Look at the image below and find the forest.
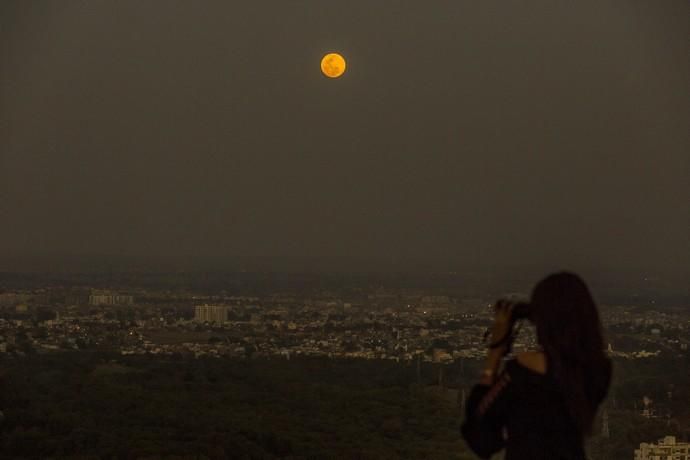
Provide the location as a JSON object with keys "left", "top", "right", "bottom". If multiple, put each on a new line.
{"left": 0, "top": 352, "right": 687, "bottom": 459}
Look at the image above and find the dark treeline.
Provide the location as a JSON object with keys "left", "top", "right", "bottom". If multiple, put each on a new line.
{"left": 0, "top": 353, "right": 687, "bottom": 459}
{"left": 0, "top": 353, "right": 472, "bottom": 459}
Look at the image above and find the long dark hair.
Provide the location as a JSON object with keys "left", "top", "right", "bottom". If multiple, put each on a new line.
{"left": 530, "top": 272, "right": 611, "bottom": 435}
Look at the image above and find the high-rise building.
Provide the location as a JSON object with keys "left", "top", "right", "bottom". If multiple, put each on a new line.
{"left": 194, "top": 305, "right": 229, "bottom": 324}
{"left": 634, "top": 436, "right": 690, "bottom": 460}
{"left": 89, "top": 291, "right": 134, "bottom": 306}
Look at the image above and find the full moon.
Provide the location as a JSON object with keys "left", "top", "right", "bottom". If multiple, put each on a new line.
{"left": 321, "top": 53, "right": 346, "bottom": 78}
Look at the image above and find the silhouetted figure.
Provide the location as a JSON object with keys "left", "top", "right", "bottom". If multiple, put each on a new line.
{"left": 461, "top": 272, "right": 611, "bottom": 459}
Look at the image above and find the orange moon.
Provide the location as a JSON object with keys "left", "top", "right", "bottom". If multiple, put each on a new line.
{"left": 321, "top": 53, "right": 346, "bottom": 78}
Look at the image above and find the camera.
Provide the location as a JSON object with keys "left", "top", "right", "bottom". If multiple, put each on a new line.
{"left": 510, "top": 302, "right": 531, "bottom": 322}
{"left": 486, "top": 301, "right": 532, "bottom": 350}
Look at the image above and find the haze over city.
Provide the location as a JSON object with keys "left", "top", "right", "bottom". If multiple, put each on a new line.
{"left": 2, "top": 1, "right": 688, "bottom": 279}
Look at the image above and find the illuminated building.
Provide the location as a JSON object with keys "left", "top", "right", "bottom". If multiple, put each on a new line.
{"left": 635, "top": 436, "right": 690, "bottom": 460}
{"left": 89, "top": 291, "right": 134, "bottom": 306}
{"left": 194, "top": 305, "right": 229, "bottom": 324}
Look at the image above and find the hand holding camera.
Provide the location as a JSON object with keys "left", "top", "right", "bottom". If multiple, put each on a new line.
{"left": 487, "top": 300, "right": 531, "bottom": 351}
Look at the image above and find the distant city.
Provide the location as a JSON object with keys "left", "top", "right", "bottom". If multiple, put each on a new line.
{"left": 2, "top": 284, "right": 687, "bottom": 363}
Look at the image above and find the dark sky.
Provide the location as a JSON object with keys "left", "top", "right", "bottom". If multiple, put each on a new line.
{"left": 1, "top": 1, "right": 688, "bottom": 275}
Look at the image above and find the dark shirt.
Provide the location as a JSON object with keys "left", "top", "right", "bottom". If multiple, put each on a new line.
{"left": 461, "top": 358, "right": 610, "bottom": 460}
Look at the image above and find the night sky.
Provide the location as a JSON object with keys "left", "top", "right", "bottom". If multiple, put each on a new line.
{"left": 1, "top": 1, "right": 688, "bottom": 275}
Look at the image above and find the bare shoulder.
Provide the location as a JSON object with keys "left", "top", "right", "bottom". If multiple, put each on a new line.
{"left": 516, "top": 351, "right": 547, "bottom": 375}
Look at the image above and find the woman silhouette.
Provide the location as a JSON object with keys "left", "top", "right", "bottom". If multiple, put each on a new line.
{"left": 462, "top": 272, "right": 611, "bottom": 459}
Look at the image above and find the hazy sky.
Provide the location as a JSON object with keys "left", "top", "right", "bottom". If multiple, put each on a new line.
{"left": 1, "top": 1, "right": 688, "bottom": 275}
